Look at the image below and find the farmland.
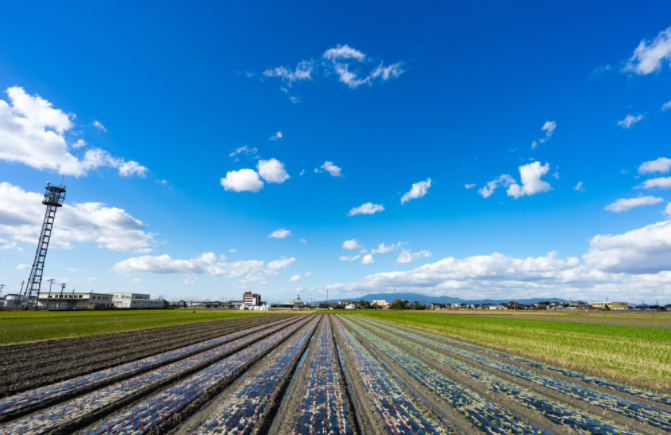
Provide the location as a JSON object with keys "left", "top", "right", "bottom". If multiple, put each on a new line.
{"left": 0, "top": 310, "right": 275, "bottom": 345}
{"left": 351, "top": 311, "right": 671, "bottom": 391}
{"left": 1, "top": 314, "right": 670, "bottom": 435}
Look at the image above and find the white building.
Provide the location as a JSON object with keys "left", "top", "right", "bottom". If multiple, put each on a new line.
{"left": 345, "top": 303, "right": 357, "bottom": 310}
{"left": 0, "top": 294, "right": 22, "bottom": 309}
{"left": 37, "top": 292, "right": 113, "bottom": 310}
{"left": 111, "top": 293, "right": 164, "bottom": 309}
{"left": 372, "top": 299, "right": 388, "bottom": 308}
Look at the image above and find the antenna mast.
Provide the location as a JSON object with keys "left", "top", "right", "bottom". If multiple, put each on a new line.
{"left": 25, "top": 182, "right": 66, "bottom": 308}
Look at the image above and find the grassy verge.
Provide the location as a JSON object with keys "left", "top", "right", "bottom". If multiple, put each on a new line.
{"left": 350, "top": 311, "right": 671, "bottom": 391}
{"left": 0, "top": 310, "right": 273, "bottom": 345}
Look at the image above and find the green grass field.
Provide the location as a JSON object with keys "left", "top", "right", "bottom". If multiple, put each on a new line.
{"left": 0, "top": 310, "right": 272, "bottom": 345}
{"left": 350, "top": 311, "right": 671, "bottom": 391}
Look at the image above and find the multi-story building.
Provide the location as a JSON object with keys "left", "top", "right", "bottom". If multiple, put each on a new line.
{"left": 591, "top": 301, "right": 628, "bottom": 310}
{"left": 37, "top": 292, "right": 114, "bottom": 310}
{"left": 111, "top": 293, "right": 165, "bottom": 309}
{"left": 372, "top": 299, "right": 388, "bottom": 308}
{"left": 242, "top": 291, "right": 261, "bottom": 306}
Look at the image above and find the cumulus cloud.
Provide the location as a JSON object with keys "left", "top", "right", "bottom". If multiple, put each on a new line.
{"left": 618, "top": 114, "right": 644, "bottom": 128}
{"left": 269, "top": 131, "right": 283, "bottom": 141}
{"left": 465, "top": 184, "right": 476, "bottom": 189}
{"left": 372, "top": 243, "right": 400, "bottom": 254}
{"left": 339, "top": 255, "right": 360, "bottom": 262}
{"left": 397, "top": 249, "right": 433, "bottom": 263}
{"left": 506, "top": 162, "right": 552, "bottom": 199}
{"left": 665, "top": 203, "right": 671, "bottom": 216}
{"left": 220, "top": 169, "right": 264, "bottom": 192}
{"left": 229, "top": 248, "right": 237, "bottom": 253}
{"left": 287, "top": 275, "right": 301, "bottom": 283}
{"left": 636, "top": 177, "right": 671, "bottom": 189}
{"left": 323, "top": 45, "right": 366, "bottom": 61}
{"left": 343, "top": 239, "right": 362, "bottom": 250}
{"left": 113, "top": 254, "right": 206, "bottom": 275}
{"left": 0, "top": 238, "right": 17, "bottom": 250}
{"left": 0, "top": 182, "right": 154, "bottom": 251}
{"left": 348, "top": 202, "right": 384, "bottom": 216}
{"left": 305, "top": 272, "right": 312, "bottom": 277}
{"left": 639, "top": 157, "right": 671, "bottom": 174}
{"left": 541, "top": 121, "right": 556, "bottom": 138}
{"left": 625, "top": 26, "right": 671, "bottom": 75}
{"left": 316, "top": 161, "right": 342, "bottom": 177}
{"left": 605, "top": 196, "right": 663, "bottom": 212}
{"left": 269, "top": 228, "right": 291, "bottom": 238}
{"left": 92, "top": 120, "right": 106, "bottom": 132}
{"left": 257, "top": 158, "right": 289, "bottom": 183}
{"left": 0, "top": 87, "right": 146, "bottom": 177}
{"left": 401, "top": 178, "right": 431, "bottom": 204}
{"left": 478, "top": 174, "right": 515, "bottom": 199}
{"left": 15, "top": 263, "right": 30, "bottom": 269}
{"left": 192, "top": 252, "right": 217, "bottom": 265}
{"left": 584, "top": 220, "right": 671, "bottom": 274}
{"left": 361, "top": 254, "right": 375, "bottom": 264}
{"left": 267, "top": 256, "right": 296, "bottom": 269}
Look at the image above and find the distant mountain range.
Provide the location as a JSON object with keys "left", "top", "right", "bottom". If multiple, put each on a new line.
{"left": 323, "top": 292, "right": 570, "bottom": 305}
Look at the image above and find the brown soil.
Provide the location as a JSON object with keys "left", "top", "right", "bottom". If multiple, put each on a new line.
{"left": 0, "top": 314, "right": 296, "bottom": 397}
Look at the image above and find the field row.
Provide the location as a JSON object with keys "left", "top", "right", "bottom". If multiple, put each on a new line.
{"left": 0, "top": 313, "right": 668, "bottom": 435}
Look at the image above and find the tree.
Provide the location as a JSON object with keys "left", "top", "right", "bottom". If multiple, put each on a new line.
{"left": 390, "top": 299, "right": 405, "bottom": 310}
{"left": 359, "top": 299, "right": 372, "bottom": 309}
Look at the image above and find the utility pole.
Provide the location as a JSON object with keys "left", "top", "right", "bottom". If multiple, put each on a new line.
{"left": 58, "top": 283, "right": 66, "bottom": 310}
{"left": 46, "top": 279, "right": 56, "bottom": 310}
{"left": 71, "top": 287, "right": 75, "bottom": 310}
{"left": 18, "top": 281, "right": 25, "bottom": 308}
{"left": 0, "top": 284, "right": 5, "bottom": 298}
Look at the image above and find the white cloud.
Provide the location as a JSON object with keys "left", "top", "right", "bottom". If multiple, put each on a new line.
{"left": 267, "top": 256, "right": 296, "bottom": 270}
{"left": 209, "top": 260, "right": 267, "bottom": 283}
{"left": 132, "top": 277, "right": 142, "bottom": 282}
{"left": 192, "top": 252, "right": 217, "bottom": 265}
{"left": 0, "top": 182, "right": 154, "bottom": 252}
{"left": 541, "top": 121, "right": 556, "bottom": 138}
{"left": 663, "top": 100, "right": 671, "bottom": 111}
{"left": 263, "top": 60, "right": 314, "bottom": 84}
{"left": 618, "top": 114, "right": 644, "bottom": 128}
{"left": 257, "top": 158, "right": 289, "bottom": 183}
{"left": 220, "top": 169, "right": 264, "bottom": 192}
{"left": 401, "top": 178, "right": 431, "bottom": 204}
{"left": 639, "top": 157, "right": 671, "bottom": 174}
{"left": 625, "top": 26, "right": 671, "bottom": 75}
{"left": 465, "top": 184, "right": 476, "bottom": 189}
{"left": 397, "top": 249, "right": 433, "bottom": 263}
{"left": 605, "top": 196, "right": 663, "bottom": 212}
{"left": 323, "top": 45, "right": 366, "bottom": 61}
{"left": 300, "top": 239, "right": 306, "bottom": 244}
{"left": 552, "top": 172, "right": 559, "bottom": 180}
{"left": 92, "top": 120, "right": 106, "bottom": 132}
{"left": 343, "top": 239, "right": 362, "bottom": 250}
{"left": 229, "top": 146, "right": 257, "bottom": 158}
{"left": 531, "top": 141, "right": 538, "bottom": 149}
{"left": 339, "top": 255, "right": 360, "bottom": 262}
{"left": 478, "top": 174, "right": 515, "bottom": 199}
{"left": 72, "top": 139, "right": 86, "bottom": 149}
{"left": 229, "top": 248, "right": 237, "bottom": 253}
{"left": 86, "top": 277, "right": 100, "bottom": 284}
{"left": 299, "top": 170, "right": 305, "bottom": 176}
{"left": 288, "top": 275, "right": 301, "bottom": 283}
{"left": 113, "top": 254, "right": 206, "bottom": 275}
{"left": 360, "top": 249, "right": 368, "bottom": 254}
{"left": 372, "top": 243, "right": 399, "bottom": 254}
{"left": 317, "top": 161, "right": 342, "bottom": 177}
{"left": 269, "top": 132, "right": 283, "bottom": 142}
{"left": 182, "top": 278, "right": 197, "bottom": 285}
{"left": 0, "top": 87, "right": 146, "bottom": 177}
{"left": 574, "top": 181, "right": 585, "bottom": 192}
{"left": 305, "top": 272, "right": 312, "bottom": 277}
{"left": 0, "top": 238, "right": 17, "bottom": 250}
{"left": 636, "top": 177, "right": 671, "bottom": 189}
{"left": 15, "top": 263, "right": 30, "bottom": 270}
{"left": 584, "top": 219, "right": 671, "bottom": 274}
{"left": 348, "top": 202, "right": 384, "bottom": 216}
{"left": 361, "top": 254, "right": 375, "bottom": 264}
{"left": 507, "top": 162, "right": 552, "bottom": 199}
{"left": 269, "top": 228, "right": 291, "bottom": 238}
{"left": 665, "top": 203, "right": 671, "bottom": 216}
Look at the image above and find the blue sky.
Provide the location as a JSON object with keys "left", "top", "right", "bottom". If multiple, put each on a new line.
{"left": 2, "top": 0, "right": 671, "bottom": 303}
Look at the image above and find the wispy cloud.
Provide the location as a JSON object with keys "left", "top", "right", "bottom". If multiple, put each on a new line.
{"left": 348, "top": 202, "right": 384, "bottom": 216}
{"left": 618, "top": 114, "right": 644, "bottom": 128}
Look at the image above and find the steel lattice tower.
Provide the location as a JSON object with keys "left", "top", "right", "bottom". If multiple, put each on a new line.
{"left": 25, "top": 182, "right": 66, "bottom": 308}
